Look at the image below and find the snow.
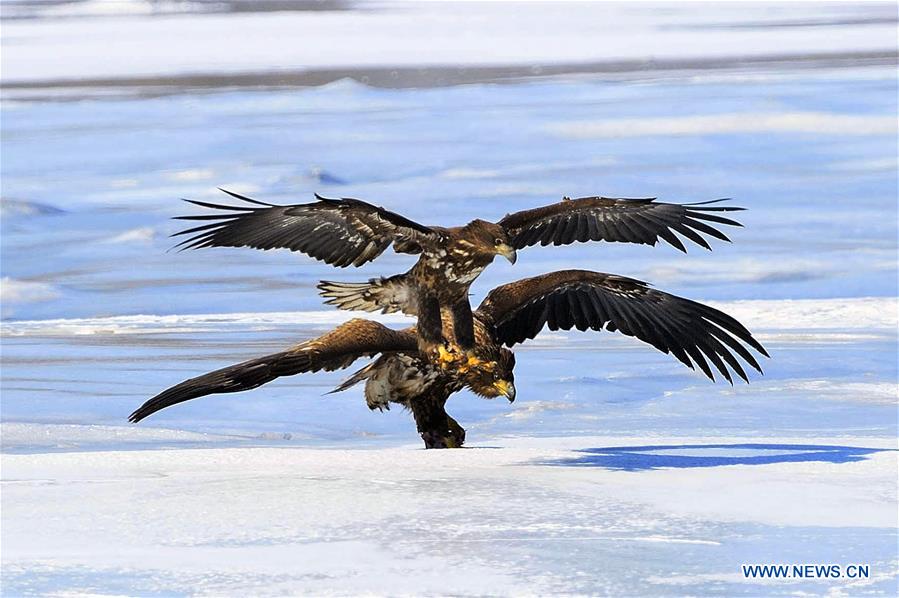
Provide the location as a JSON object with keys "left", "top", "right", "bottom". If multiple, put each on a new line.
{"left": 0, "top": 422, "right": 239, "bottom": 452}
{"left": 0, "top": 296, "right": 893, "bottom": 338}
{"left": 702, "top": 297, "right": 897, "bottom": 331}
{"left": 1, "top": 310, "right": 412, "bottom": 336}
{"left": 0, "top": 278, "right": 60, "bottom": 306}
{"left": 3, "top": 2, "right": 896, "bottom": 85}
{"left": 2, "top": 294, "right": 896, "bottom": 598}
{"left": 103, "top": 226, "right": 156, "bottom": 244}
{"left": 2, "top": 436, "right": 896, "bottom": 595}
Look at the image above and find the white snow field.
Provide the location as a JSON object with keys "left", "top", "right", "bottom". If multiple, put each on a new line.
{"left": 2, "top": 1, "right": 895, "bottom": 85}
{"left": 2, "top": 1, "right": 897, "bottom": 595}
{"left": 2, "top": 435, "right": 896, "bottom": 596}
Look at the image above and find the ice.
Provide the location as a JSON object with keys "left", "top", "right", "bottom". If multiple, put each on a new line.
{"left": 548, "top": 111, "right": 898, "bottom": 139}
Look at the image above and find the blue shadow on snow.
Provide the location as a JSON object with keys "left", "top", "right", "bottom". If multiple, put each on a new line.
{"left": 544, "top": 443, "right": 893, "bottom": 471}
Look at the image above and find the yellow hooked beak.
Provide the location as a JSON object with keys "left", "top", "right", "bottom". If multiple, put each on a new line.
{"left": 493, "top": 379, "right": 516, "bottom": 402}
{"left": 496, "top": 243, "right": 517, "bottom": 264}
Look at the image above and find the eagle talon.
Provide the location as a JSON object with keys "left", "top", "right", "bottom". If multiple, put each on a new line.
{"left": 421, "top": 429, "right": 464, "bottom": 449}
{"left": 431, "top": 345, "right": 487, "bottom": 372}
{"left": 457, "top": 352, "right": 484, "bottom": 373}
{"left": 434, "top": 343, "right": 463, "bottom": 369}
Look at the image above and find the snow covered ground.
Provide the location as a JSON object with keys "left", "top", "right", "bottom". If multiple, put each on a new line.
{"left": 3, "top": 1, "right": 895, "bottom": 88}
{"left": 2, "top": 1, "right": 898, "bottom": 595}
{"left": 3, "top": 436, "right": 897, "bottom": 596}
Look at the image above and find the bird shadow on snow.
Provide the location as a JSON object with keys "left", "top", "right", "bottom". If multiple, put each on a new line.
{"left": 541, "top": 444, "right": 893, "bottom": 471}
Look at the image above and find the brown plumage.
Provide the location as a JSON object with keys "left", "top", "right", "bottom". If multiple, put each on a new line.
{"left": 126, "top": 319, "right": 415, "bottom": 424}
{"left": 173, "top": 190, "right": 742, "bottom": 354}
{"left": 130, "top": 270, "right": 768, "bottom": 448}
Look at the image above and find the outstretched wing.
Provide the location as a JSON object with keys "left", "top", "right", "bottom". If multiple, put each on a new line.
{"left": 498, "top": 196, "right": 743, "bottom": 253}
{"left": 476, "top": 270, "right": 769, "bottom": 383}
{"left": 129, "top": 319, "right": 417, "bottom": 422}
{"left": 172, "top": 189, "right": 440, "bottom": 267}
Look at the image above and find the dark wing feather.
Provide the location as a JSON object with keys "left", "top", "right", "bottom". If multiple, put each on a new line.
{"left": 476, "top": 270, "right": 769, "bottom": 383}
{"left": 129, "top": 319, "right": 417, "bottom": 422}
{"left": 172, "top": 189, "right": 439, "bottom": 267}
{"left": 498, "top": 197, "right": 744, "bottom": 253}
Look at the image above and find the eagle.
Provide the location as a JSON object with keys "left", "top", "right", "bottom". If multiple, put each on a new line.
{"left": 129, "top": 270, "right": 769, "bottom": 448}
{"left": 173, "top": 190, "right": 744, "bottom": 363}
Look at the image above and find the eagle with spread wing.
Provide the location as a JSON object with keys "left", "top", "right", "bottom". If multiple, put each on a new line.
{"left": 129, "top": 270, "right": 768, "bottom": 448}
{"left": 173, "top": 190, "right": 744, "bottom": 362}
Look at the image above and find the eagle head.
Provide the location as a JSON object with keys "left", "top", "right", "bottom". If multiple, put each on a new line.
{"left": 464, "top": 220, "right": 517, "bottom": 264}
{"left": 465, "top": 348, "right": 516, "bottom": 402}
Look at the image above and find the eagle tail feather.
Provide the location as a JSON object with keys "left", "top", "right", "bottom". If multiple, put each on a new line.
{"left": 317, "top": 274, "right": 415, "bottom": 315}
{"left": 328, "top": 361, "right": 378, "bottom": 395}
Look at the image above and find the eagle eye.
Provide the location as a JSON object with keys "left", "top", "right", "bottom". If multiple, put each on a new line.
{"left": 494, "top": 237, "right": 503, "bottom": 245}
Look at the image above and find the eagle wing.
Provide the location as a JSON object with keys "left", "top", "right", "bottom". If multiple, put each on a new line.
{"left": 172, "top": 189, "right": 440, "bottom": 267}
{"left": 476, "top": 270, "right": 769, "bottom": 383}
{"left": 498, "top": 196, "right": 743, "bottom": 252}
{"left": 129, "top": 319, "right": 417, "bottom": 422}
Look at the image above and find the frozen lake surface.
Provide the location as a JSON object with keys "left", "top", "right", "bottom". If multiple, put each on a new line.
{"left": 3, "top": 437, "right": 897, "bottom": 596}
{"left": 1, "top": 1, "right": 897, "bottom": 595}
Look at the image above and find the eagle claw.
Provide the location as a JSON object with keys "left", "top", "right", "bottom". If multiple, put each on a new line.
{"left": 421, "top": 418, "right": 466, "bottom": 449}
{"left": 432, "top": 344, "right": 488, "bottom": 373}
{"left": 458, "top": 352, "right": 485, "bottom": 373}
{"left": 435, "top": 344, "right": 460, "bottom": 368}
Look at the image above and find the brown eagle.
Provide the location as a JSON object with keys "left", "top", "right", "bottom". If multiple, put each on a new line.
{"left": 173, "top": 190, "right": 744, "bottom": 361}
{"left": 129, "top": 270, "right": 768, "bottom": 448}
